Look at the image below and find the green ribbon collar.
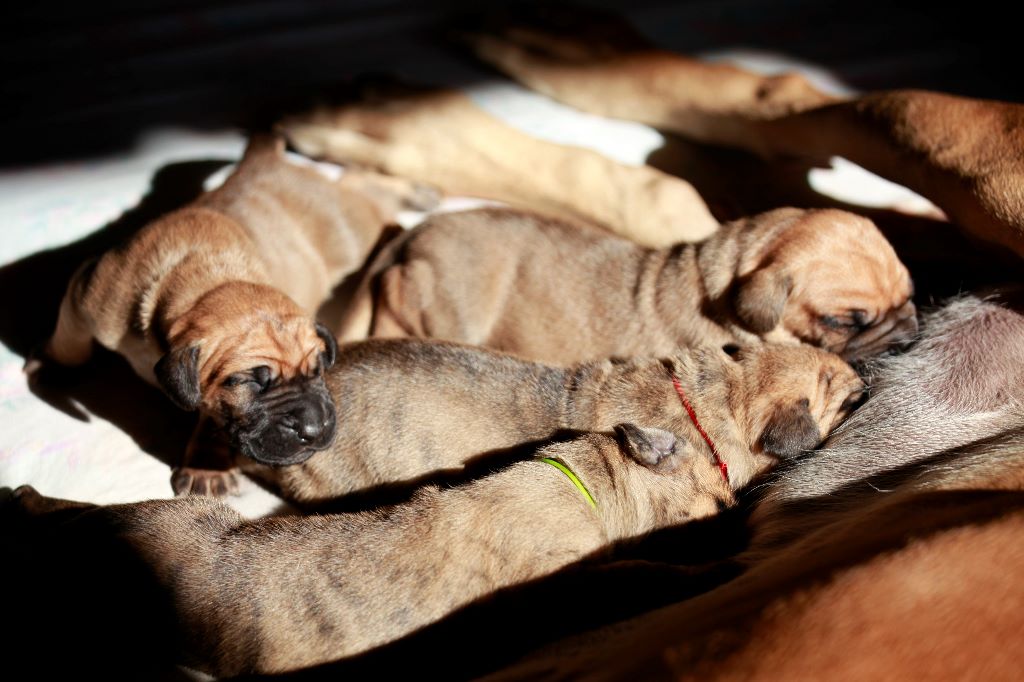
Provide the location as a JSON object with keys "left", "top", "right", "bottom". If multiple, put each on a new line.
{"left": 539, "top": 457, "right": 598, "bottom": 510}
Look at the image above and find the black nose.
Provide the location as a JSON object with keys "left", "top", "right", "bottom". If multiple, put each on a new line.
{"left": 285, "top": 401, "right": 334, "bottom": 445}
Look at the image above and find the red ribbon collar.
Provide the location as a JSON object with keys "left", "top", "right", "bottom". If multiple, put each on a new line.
{"left": 671, "top": 374, "right": 730, "bottom": 484}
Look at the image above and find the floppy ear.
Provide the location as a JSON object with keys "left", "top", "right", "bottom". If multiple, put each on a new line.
{"left": 615, "top": 424, "right": 687, "bottom": 473}
{"left": 153, "top": 345, "right": 202, "bottom": 411}
{"left": 734, "top": 267, "right": 793, "bottom": 334}
{"left": 759, "top": 399, "right": 821, "bottom": 459}
{"left": 315, "top": 322, "right": 338, "bottom": 369}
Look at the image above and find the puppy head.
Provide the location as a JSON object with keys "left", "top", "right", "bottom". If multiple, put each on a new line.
{"left": 733, "top": 209, "right": 917, "bottom": 360}
{"left": 728, "top": 342, "right": 865, "bottom": 460}
{"left": 155, "top": 283, "right": 338, "bottom": 466}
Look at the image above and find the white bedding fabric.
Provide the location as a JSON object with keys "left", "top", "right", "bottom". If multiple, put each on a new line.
{"left": 0, "top": 63, "right": 932, "bottom": 519}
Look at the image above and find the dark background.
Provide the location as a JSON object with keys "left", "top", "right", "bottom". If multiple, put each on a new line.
{"left": 2, "top": 0, "right": 1020, "bottom": 165}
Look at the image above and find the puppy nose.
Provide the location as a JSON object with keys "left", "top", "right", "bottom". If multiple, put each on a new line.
{"left": 288, "top": 402, "right": 331, "bottom": 444}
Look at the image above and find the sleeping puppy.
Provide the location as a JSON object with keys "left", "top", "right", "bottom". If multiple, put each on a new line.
{"left": 478, "top": 291, "right": 1024, "bottom": 682}
{"left": 342, "top": 206, "right": 916, "bottom": 364}
{"left": 8, "top": 425, "right": 733, "bottom": 676}
{"left": 746, "top": 288, "right": 1024, "bottom": 559}
{"left": 25, "top": 134, "right": 435, "bottom": 496}
{"left": 245, "top": 338, "right": 864, "bottom": 505}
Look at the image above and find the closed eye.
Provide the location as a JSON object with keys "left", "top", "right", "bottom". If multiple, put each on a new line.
{"left": 821, "top": 309, "right": 873, "bottom": 331}
{"left": 222, "top": 365, "right": 274, "bottom": 391}
{"left": 840, "top": 390, "right": 867, "bottom": 412}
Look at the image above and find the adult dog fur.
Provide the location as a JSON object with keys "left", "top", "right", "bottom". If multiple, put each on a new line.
{"left": 247, "top": 338, "right": 863, "bottom": 505}
{"left": 9, "top": 425, "right": 733, "bottom": 676}
{"left": 28, "top": 135, "right": 432, "bottom": 495}
{"left": 341, "top": 206, "right": 915, "bottom": 363}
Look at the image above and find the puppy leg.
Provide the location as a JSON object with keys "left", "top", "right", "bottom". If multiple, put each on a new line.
{"left": 279, "top": 86, "right": 717, "bottom": 247}
{"left": 25, "top": 262, "right": 97, "bottom": 377}
{"left": 368, "top": 262, "right": 432, "bottom": 339}
{"left": 171, "top": 417, "right": 241, "bottom": 497}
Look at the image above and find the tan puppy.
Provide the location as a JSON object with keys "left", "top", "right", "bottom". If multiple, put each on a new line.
{"left": 279, "top": 83, "right": 718, "bottom": 248}
{"left": 245, "top": 338, "right": 864, "bottom": 505}
{"left": 9, "top": 425, "right": 733, "bottom": 676}
{"left": 342, "top": 206, "right": 915, "bottom": 364}
{"left": 28, "top": 135, "right": 433, "bottom": 495}
{"left": 460, "top": 8, "right": 1024, "bottom": 258}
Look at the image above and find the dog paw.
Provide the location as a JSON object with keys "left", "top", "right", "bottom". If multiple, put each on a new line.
{"left": 171, "top": 468, "right": 241, "bottom": 497}
{"left": 22, "top": 344, "right": 50, "bottom": 384}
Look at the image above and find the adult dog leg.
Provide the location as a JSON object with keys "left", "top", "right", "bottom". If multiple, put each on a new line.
{"left": 466, "top": 13, "right": 1024, "bottom": 257}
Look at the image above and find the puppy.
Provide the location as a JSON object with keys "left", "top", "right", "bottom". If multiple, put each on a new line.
{"left": 279, "top": 83, "right": 719, "bottom": 248}
{"left": 483, "top": 290, "right": 1024, "bottom": 681}
{"left": 246, "top": 338, "right": 864, "bottom": 505}
{"left": 342, "top": 206, "right": 916, "bottom": 364}
{"left": 10, "top": 425, "right": 733, "bottom": 676}
{"left": 746, "top": 289, "right": 1024, "bottom": 559}
{"left": 27, "top": 135, "right": 434, "bottom": 495}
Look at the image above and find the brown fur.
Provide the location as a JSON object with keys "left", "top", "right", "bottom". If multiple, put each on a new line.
{"left": 278, "top": 83, "right": 718, "bottom": 248}
{"left": 341, "top": 206, "right": 914, "bottom": 363}
{"left": 28, "top": 135, "right": 434, "bottom": 494}
{"left": 246, "top": 338, "right": 862, "bottom": 505}
{"left": 484, "top": 432, "right": 1024, "bottom": 681}
{"left": 460, "top": 9, "right": 1024, "bottom": 258}
{"left": 456, "top": 292, "right": 1024, "bottom": 681}
{"left": 10, "top": 426, "right": 733, "bottom": 676}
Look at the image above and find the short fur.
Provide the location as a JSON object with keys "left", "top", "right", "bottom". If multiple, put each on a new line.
{"left": 341, "top": 206, "right": 915, "bottom": 363}
{"left": 459, "top": 7, "right": 1024, "bottom": 257}
{"left": 28, "top": 135, "right": 434, "bottom": 495}
{"left": 746, "top": 289, "right": 1024, "bottom": 558}
{"left": 246, "top": 338, "right": 863, "bottom": 505}
{"left": 10, "top": 426, "right": 733, "bottom": 676}
{"left": 462, "top": 292, "right": 1024, "bottom": 681}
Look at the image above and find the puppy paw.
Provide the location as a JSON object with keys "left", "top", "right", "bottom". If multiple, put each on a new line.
{"left": 171, "top": 468, "right": 241, "bottom": 497}
{"left": 22, "top": 344, "right": 49, "bottom": 384}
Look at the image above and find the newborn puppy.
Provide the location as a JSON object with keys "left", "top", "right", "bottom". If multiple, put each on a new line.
{"left": 10, "top": 426, "right": 733, "bottom": 676}
{"left": 746, "top": 289, "right": 1024, "bottom": 559}
{"left": 247, "top": 338, "right": 863, "bottom": 505}
{"left": 343, "top": 206, "right": 916, "bottom": 364}
{"left": 26, "top": 135, "right": 434, "bottom": 495}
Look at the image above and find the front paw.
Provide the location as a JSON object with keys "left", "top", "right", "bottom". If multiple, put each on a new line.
{"left": 171, "top": 467, "right": 241, "bottom": 497}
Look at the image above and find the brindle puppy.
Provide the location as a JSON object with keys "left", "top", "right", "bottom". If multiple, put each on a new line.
{"left": 342, "top": 206, "right": 916, "bottom": 364}
{"left": 10, "top": 425, "right": 733, "bottom": 675}
{"left": 246, "top": 338, "right": 863, "bottom": 505}
{"left": 25, "top": 135, "right": 435, "bottom": 496}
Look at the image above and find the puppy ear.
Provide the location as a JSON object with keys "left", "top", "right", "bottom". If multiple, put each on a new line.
{"left": 154, "top": 345, "right": 202, "bottom": 411}
{"left": 615, "top": 424, "right": 687, "bottom": 473}
{"left": 315, "top": 322, "right": 338, "bottom": 369}
{"left": 759, "top": 399, "right": 821, "bottom": 459}
{"left": 734, "top": 268, "right": 793, "bottom": 334}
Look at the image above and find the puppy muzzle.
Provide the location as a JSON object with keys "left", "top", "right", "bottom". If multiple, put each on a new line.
{"left": 233, "top": 381, "right": 338, "bottom": 466}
